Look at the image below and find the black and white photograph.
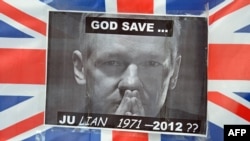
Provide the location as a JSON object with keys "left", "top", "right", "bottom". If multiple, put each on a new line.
{"left": 45, "top": 11, "right": 207, "bottom": 136}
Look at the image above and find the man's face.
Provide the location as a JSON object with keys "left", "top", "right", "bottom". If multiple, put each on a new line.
{"left": 80, "top": 34, "right": 177, "bottom": 117}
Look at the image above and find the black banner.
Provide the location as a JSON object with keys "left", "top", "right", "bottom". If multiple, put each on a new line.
{"left": 58, "top": 112, "right": 201, "bottom": 134}
{"left": 86, "top": 17, "right": 173, "bottom": 36}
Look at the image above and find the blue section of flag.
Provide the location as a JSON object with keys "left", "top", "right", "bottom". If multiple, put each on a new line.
{"left": 208, "top": 122, "right": 224, "bottom": 141}
{"left": 40, "top": 0, "right": 105, "bottom": 11}
{"left": 0, "top": 96, "right": 32, "bottom": 112}
{"left": 209, "top": 0, "right": 225, "bottom": 9}
{"left": 166, "top": 0, "right": 208, "bottom": 15}
{"left": 0, "top": 20, "right": 33, "bottom": 38}
{"left": 234, "top": 92, "right": 250, "bottom": 102}
{"left": 23, "top": 127, "right": 101, "bottom": 141}
{"left": 235, "top": 24, "right": 250, "bottom": 33}
{"left": 161, "top": 134, "right": 197, "bottom": 141}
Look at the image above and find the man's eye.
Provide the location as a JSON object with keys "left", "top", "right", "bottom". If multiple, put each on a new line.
{"left": 142, "top": 61, "right": 161, "bottom": 67}
{"left": 103, "top": 60, "right": 122, "bottom": 66}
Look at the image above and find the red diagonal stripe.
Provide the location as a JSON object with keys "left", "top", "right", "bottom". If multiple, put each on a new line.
{"left": 0, "top": 49, "right": 46, "bottom": 84}
{"left": 113, "top": 131, "right": 148, "bottom": 141}
{"left": 208, "top": 91, "right": 250, "bottom": 122}
{"left": 209, "top": 0, "right": 250, "bottom": 25}
{"left": 208, "top": 44, "right": 250, "bottom": 80}
{"left": 0, "top": 1, "right": 46, "bottom": 35}
{"left": 117, "top": 0, "right": 153, "bottom": 13}
{"left": 0, "top": 112, "right": 44, "bottom": 140}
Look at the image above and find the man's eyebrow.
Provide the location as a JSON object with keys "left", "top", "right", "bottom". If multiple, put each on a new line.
{"left": 97, "top": 50, "right": 128, "bottom": 58}
{"left": 93, "top": 52, "right": 127, "bottom": 64}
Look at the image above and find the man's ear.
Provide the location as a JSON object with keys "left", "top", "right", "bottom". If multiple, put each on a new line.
{"left": 169, "top": 55, "right": 181, "bottom": 90}
{"left": 72, "top": 50, "right": 86, "bottom": 85}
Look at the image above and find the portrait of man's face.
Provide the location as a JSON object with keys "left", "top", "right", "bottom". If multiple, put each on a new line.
{"left": 45, "top": 12, "right": 207, "bottom": 135}
{"left": 73, "top": 34, "right": 181, "bottom": 117}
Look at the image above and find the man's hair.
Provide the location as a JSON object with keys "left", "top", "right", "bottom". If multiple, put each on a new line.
{"left": 78, "top": 13, "right": 181, "bottom": 64}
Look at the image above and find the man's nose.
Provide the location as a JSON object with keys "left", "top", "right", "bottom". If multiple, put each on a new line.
{"left": 118, "top": 64, "right": 142, "bottom": 92}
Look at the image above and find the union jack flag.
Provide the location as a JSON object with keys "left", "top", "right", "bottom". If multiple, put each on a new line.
{"left": 0, "top": 0, "right": 249, "bottom": 141}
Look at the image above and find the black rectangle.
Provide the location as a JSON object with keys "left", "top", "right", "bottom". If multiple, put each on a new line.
{"left": 86, "top": 17, "right": 173, "bottom": 36}
{"left": 224, "top": 125, "right": 250, "bottom": 141}
{"left": 58, "top": 112, "right": 201, "bottom": 134}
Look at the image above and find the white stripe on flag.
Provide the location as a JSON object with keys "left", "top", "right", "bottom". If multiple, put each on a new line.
{"left": 0, "top": 14, "right": 46, "bottom": 49}
{"left": 4, "top": 0, "right": 56, "bottom": 22}
{"left": 0, "top": 84, "right": 46, "bottom": 97}
{"left": 101, "top": 128, "right": 112, "bottom": 141}
{"left": 209, "top": 0, "right": 234, "bottom": 16}
{"left": 105, "top": 0, "right": 117, "bottom": 13}
{"left": 208, "top": 101, "right": 249, "bottom": 128}
{"left": 148, "top": 132, "right": 161, "bottom": 141}
{"left": 209, "top": 5, "right": 250, "bottom": 44}
{"left": 0, "top": 13, "right": 46, "bottom": 38}
{"left": 0, "top": 38, "right": 46, "bottom": 49}
{"left": 153, "top": 0, "right": 166, "bottom": 15}
{"left": 7, "top": 125, "right": 52, "bottom": 141}
{"left": 0, "top": 84, "right": 46, "bottom": 130}
{"left": 208, "top": 80, "right": 250, "bottom": 108}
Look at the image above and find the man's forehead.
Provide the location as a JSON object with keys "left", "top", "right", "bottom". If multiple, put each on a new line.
{"left": 85, "top": 34, "right": 170, "bottom": 60}
{"left": 88, "top": 34, "right": 167, "bottom": 44}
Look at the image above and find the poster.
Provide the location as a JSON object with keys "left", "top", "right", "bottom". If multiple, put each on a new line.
{"left": 1, "top": 1, "right": 250, "bottom": 141}
{"left": 45, "top": 11, "right": 208, "bottom": 136}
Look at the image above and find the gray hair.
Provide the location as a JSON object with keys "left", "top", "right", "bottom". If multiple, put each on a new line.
{"left": 78, "top": 13, "right": 181, "bottom": 64}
